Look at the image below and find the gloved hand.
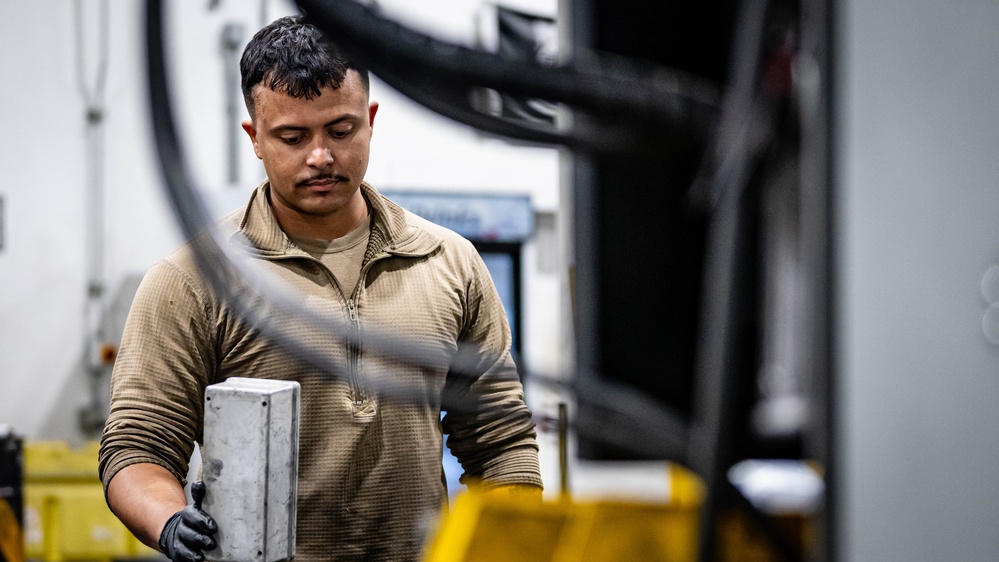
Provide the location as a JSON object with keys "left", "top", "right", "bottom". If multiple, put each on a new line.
{"left": 158, "top": 481, "right": 218, "bottom": 562}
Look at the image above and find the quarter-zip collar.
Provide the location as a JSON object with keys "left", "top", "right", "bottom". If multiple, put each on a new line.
{"left": 227, "top": 180, "right": 443, "bottom": 261}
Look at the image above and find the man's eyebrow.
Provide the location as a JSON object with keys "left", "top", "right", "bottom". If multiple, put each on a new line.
{"left": 268, "top": 114, "right": 362, "bottom": 134}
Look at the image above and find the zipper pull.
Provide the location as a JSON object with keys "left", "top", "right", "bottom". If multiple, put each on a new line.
{"left": 347, "top": 299, "right": 358, "bottom": 322}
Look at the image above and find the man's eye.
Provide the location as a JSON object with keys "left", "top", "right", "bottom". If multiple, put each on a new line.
{"left": 282, "top": 136, "right": 303, "bottom": 145}
{"left": 331, "top": 129, "right": 351, "bottom": 139}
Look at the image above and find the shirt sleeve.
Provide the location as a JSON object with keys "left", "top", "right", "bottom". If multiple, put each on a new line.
{"left": 98, "top": 257, "right": 217, "bottom": 495}
{"left": 441, "top": 243, "right": 543, "bottom": 489}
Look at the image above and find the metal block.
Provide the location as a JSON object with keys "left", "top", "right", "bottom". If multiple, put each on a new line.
{"left": 202, "top": 377, "right": 300, "bottom": 562}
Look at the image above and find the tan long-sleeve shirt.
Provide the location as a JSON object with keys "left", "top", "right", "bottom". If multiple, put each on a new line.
{"left": 99, "top": 181, "right": 542, "bottom": 561}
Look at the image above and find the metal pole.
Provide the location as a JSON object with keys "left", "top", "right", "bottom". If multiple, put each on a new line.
{"left": 558, "top": 402, "right": 569, "bottom": 499}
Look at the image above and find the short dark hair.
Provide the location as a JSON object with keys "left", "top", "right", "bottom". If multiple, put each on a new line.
{"left": 240, "top": 15, "right": 370, "bottom": 120}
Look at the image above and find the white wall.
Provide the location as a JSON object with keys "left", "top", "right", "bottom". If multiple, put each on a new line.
{"left": 0, "top": 0, "right": 561, "bottom": 467}
{"left": 0, "top": 1, "right": 182, "bottom": 442}
{"left": 836, "top": 0, "right": 999, "bottom": 560}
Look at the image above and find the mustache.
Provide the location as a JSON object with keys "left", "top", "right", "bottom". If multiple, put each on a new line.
{"left": 296, "top": 173, "right": 349, "bottom": 187}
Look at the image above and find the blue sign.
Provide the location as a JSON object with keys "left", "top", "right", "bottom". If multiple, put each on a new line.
{"left": 381, "top": 191, "right": 534, "bottom": 242}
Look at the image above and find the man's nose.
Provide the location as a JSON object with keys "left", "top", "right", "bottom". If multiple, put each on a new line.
{"left": 306, "top": 143, "right": 334, "bottom": 168}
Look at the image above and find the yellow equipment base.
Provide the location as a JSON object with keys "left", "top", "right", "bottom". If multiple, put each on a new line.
{"left": 424, "top": 465, "right": 813, "bottom": 562}
{"left": 22, "top": 441, "right": 159, "bottom": 562}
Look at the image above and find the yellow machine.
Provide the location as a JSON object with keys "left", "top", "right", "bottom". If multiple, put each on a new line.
{"left": 424, "top": 464, "right": 813, "bottom": 562}
{"left": 21, "top": 441, "right": 158, "bottom": 562}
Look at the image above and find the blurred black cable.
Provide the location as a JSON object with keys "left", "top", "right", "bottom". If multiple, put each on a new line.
{"left": 686, "top": 0, "right": 781, "bottom": 212}
{"left": 685, "top": 1, "right": 807, "bottom": 560}
{"left": 295, "top": 0, "right": 722, "bottom": 153}
{"left": 144, "top": 0, "right": 800, "bottom": 487}
{"left": 143, "top": 0, "right": 701, "bottom": 457}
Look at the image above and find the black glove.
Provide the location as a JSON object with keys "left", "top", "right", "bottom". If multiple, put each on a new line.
{"left": 158, "top": 481, "right": 218, "bottom": 562}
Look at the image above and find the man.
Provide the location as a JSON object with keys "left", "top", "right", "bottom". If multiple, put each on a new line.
{"left": 99, "top": 15, "right": 542, "bottom": 562}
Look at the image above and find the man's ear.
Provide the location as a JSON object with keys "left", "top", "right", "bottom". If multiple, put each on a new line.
{"left": 368, "top": 101, "right": 379, "bottom": 130}
{"left": 241, "top": 120, "right": 262, "bottom": 159}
